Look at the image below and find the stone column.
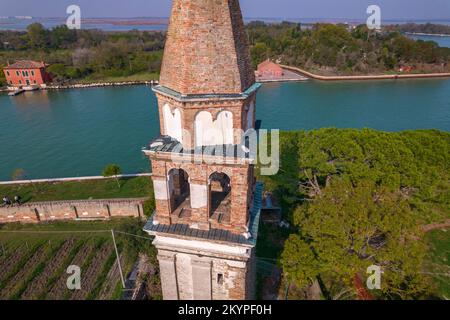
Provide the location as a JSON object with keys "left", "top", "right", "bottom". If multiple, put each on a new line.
{"left": 189, "top": 180, "right": 210, "bottom": 230}
{"left": 152, "top": 177, "right": 171, "bottom": 224}
{"left": 191, "top": 258, "right": 212, "bottom": 300}
{"left": 230, "top": 183, "right": 249, "bottom": 232}
{"left": 157, "top": 250, "right": 179, "bottom": 300}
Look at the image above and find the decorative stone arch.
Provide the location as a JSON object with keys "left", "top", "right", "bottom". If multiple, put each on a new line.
{"left": 166, "top": 163, "right": 193, "bottom": 178}
{"left": 207, "top": 166, "right": 233, "bottom": 180}
{"left": 208, "top": 171, "right": 231, "bottom": 221}
{"left": 163, "top": 103, "right": 183, "bottom": 143}
{"left": 194, "top": 109, "right": 234, "bottom": 147}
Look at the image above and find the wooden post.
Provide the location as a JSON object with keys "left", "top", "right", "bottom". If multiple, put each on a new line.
{"left": 111, "top": 229, "right": 126, "bottom": 289}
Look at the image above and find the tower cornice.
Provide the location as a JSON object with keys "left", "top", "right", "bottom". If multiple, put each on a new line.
{"left": 152, "top": 83, "right": 261, "bottom": 103}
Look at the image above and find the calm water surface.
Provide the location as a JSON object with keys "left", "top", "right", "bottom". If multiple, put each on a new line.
{"left": 407, "top": 34, "right": 450, "bottom": 48}
{"left": 1, "top": 79, "right": 449, "bottom": 180}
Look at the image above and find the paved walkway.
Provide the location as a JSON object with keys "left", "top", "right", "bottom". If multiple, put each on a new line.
{"left": 0, "top": 173, "right": 152, "bottom": 185}
{"left": 256, "top": 69, "right": 309, "bottom": 82}
{"left": 281, "top": 65, "right": 450, "bottom": 81}
{"left": 422, "top": 219, "right": 450, "bottom": 232}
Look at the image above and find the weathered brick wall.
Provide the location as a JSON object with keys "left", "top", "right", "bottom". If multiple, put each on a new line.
{"left": 211, "top": 258, "right": 249, "bottom": 300}
{"left": 0, "top": 198, "right": 147, "bottom": 224}
{"left": 155, "top": 92, "right": 256, "bottom": 150}
{"left": 148, "top": 0, "right": 258, "bottom": 302}
{"left": 150, "top": 157, "right": 254, "bottom": 233}
{"left": 159, "top": 0, "right": 255, "bottom": 95}
{"left": 155, "top": 242, "right": 252, "bottom": 300}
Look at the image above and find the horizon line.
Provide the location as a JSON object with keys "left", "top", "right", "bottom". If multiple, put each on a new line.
{"left": 2, "top": 16, "right": 449, "bottom": 21}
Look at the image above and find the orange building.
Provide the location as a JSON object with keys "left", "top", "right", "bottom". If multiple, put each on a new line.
{"left": 256, "top": 59, "right": 284, "bottom": 78}
{"left": 3, "top": 60, "right": 52, "bottom": 88}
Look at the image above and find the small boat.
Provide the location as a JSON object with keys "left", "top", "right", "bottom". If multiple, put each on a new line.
{"left": 23, "top": 85, "right": 40, "bottom": 91}
{"left": 8, "top": 89, "right": 25, "bottom": 96}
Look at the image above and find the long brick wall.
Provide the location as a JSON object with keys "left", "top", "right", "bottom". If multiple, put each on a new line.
{"left": 281, "top": 64, "right": 450, "bottom": 81}
{"left": 0, "top": 198, "right": 148, "bottom": 224}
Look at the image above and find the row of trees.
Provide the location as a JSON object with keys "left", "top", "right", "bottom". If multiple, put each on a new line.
{"left": 0, "top": 23, "right": 164, "bottom": 82}
{"left": 260, "top": 129, "right": 449, "bottom": 299}
{"left": 248, "top": 22, "right": 450, "bottom": 74}
{"left": 2, "top": 22, "right": 450, "bottom": 86}
{"left": 0, "top": 23, "right": 165, "bottom": 52}
{"left": 0, "top": 67, "right": 5, "bottom": 86}
{"left": 392, "top": 23, "right": 450, "bottom": 35}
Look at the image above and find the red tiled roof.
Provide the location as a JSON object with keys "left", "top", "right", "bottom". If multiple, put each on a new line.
{"left": 4, "top": 60, "right": 47, "bottom": 69}
{"left": 257, "top": 59, "right": 282, "bottom": 70}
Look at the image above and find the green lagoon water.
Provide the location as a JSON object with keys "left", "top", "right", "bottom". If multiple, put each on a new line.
{"left": 1, "top": 79, "right": 450, "bottom": 180}
{"left": 407, "top": 34, "right": 450, "bottom": 48}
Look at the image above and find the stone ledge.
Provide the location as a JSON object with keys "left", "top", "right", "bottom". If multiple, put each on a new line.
{"left": 152, "top": 83, "right": 261, "bottom": 103}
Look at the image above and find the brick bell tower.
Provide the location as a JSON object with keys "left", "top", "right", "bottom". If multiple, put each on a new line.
{"left": 143, "top": 0, "right": 263, "bottom": 300}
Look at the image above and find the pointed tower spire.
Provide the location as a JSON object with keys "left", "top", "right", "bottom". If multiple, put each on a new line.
{"left": 159, "top": 0, "right": 255, "bottom": 95}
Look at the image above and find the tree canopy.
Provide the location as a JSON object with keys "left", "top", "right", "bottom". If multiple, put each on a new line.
{"left": 284, "top": 178, "right": 428, "bottom": 299}
{"left": 1, "top": 22, "right": 449, "bottom": 86}
{"left": 102, "top": 164, "right": 122, "bottom": 177}
{"left": 259, "top": 129, "right": 450, "bottom": 299}
{"left": 247, "top": 22, "right": 450, "bottom": 75}
{"left": 102, "top": 164, "right": 122, "bottom": 188}
{"left": 0, "top": 23, "right": 164, "bottom": 83}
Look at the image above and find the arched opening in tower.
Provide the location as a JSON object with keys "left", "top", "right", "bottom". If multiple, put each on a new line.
{"left": 195, "top": 110, "right": 234, "bottom": 147}
{"left": 163, "top": 104, "right": 183, "bottom": 143}
{"left": 209, "top": 172, "right": 231, "bottom": 224}
{"left": 168, "top": 168, "right": 191, "bottom": 218}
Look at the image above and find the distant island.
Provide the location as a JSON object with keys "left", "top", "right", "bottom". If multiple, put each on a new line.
{"left": 404, "top": 32, "right": 450, "bottom": 37}
{"left": 1, "top": 21, "right": 450, "bottom": 88}
{"left": 81, "top": 18, "right": 168, "bottom": 26}
{"left": 389, "top": 23, "right": 450, "bottom": 36}
{"left": 248, "top": 22, "right": 450, "bottom": 77}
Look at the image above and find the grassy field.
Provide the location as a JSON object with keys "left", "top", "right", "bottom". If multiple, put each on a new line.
{"left": 0, "top": 218, "right": 160, "bottom": 300}
{"left": 0, "top": 178, "right": 159, "bottom": 300}
{"left": 425, "top": 229, "right": 450, "bottom": 299}
{"left": 0, "top": 176, "right": 153, "bottom": 203}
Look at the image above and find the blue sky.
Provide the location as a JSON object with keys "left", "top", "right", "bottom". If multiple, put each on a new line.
{"left": 0, "top": 0, "right": 449, "bottom": 20}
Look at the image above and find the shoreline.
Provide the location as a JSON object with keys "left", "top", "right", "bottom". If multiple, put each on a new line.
{"left": 0, "top": 173, "right": 152, "bottom": 185}
{"left": 281, "top": 65, "right": 450, "bottom": 81}
{"left": 257, "top": 78, "right": 307, "bottom": 83}
{"left": 2, "top": 65, "right": 450, "bottom": 93}
{"left": 405, "top": 32, "right": 450, "bottom": 37}
{"left": 0, "top": 80, "right": 159, "bottom": 93}
{"left": 43, "top": 80, "right": 158, "bottom": 90}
